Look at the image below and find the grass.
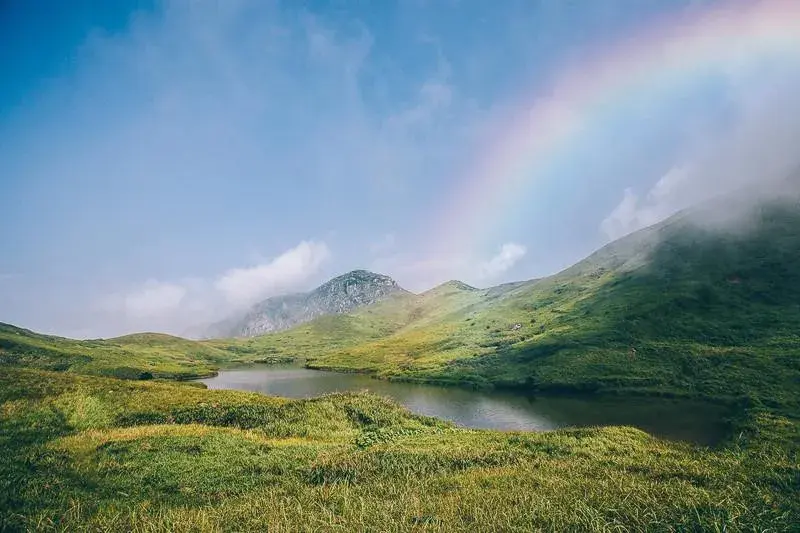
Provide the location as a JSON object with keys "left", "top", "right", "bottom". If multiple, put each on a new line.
{"left": 1, "top": 368, "right": 798, "bottom": 531}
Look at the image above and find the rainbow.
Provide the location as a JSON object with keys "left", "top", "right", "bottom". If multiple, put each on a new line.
{"left": 434, "top": 0, "right": 800, "bottom": 257}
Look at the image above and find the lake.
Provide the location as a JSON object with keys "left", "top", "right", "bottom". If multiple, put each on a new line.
{"left": 199, "top": 365, "right": 731, "bottom": 445}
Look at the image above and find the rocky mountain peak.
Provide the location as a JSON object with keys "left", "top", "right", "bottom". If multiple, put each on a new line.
{"left": 217, "top": 270, "right": 407, "bottom": 338}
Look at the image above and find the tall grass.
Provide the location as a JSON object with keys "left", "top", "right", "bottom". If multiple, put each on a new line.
{"left": 1, "top": 368, "right": 798, "bottom": 531}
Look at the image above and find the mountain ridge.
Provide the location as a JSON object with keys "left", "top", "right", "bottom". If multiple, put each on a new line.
{"left": 296, "top": 187, "right": 800, "bottom": 407}
{"left": 3, "top": 175, "right": 800, "bottom": 403}
{"left": 213, "top": 269, "right": 409, "bottom": 338}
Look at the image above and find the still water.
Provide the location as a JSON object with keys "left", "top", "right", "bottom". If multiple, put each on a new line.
{"left": 199, "top": 365, "right": 730, "bottom": 445}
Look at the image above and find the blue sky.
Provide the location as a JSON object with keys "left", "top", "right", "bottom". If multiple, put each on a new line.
{"left": 2, "top": 0, "right": 799, "bottom": 337}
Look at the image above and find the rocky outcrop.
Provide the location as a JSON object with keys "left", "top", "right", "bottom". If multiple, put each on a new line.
{"left": 219, "top": 270, "right": 407, "bottom": 338}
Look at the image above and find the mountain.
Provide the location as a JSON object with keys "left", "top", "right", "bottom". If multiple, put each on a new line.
{"left": 233, "top": 275, "right": 526, "bottom": 364}
{"left": 4, "top": 177, "right": 800, "bottom": 408}
{"left": 217, "top": 270, "right": 409, "bottom": 338}
{"left": 251, "top": 184, "right": 800, "bottom": 408}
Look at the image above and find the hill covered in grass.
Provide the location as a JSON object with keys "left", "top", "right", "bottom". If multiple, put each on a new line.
{"left": 276, "top": 195, "right": 800, "bottom": 415}
{"left": 0, "top": 323, "right": 228, "bottom": 380}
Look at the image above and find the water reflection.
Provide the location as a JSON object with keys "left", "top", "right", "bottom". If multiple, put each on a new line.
{"left": 199, "top": 365, "right": 729, "bottom": 445}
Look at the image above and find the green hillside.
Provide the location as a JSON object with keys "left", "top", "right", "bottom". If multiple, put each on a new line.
{"left": 0, "top": 324, "right": 224, "bottom": 380}
{"left": 301, "top": 199, "right": 800, "bottom": 413}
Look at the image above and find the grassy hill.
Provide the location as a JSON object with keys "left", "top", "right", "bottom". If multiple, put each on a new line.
{"left": 0, "top": 324, "right": 226, "bottom": 380}
{"left": 299, "top": 198, "right": 800, "bottom": 414}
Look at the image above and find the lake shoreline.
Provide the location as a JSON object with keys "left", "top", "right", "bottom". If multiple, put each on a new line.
{"left": 198, "top": 364, "right": 734, "bottom": 446}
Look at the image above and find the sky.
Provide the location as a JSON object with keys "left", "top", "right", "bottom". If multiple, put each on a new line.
{"left": 1, "top": 0, "right": 800, "bottom": 338}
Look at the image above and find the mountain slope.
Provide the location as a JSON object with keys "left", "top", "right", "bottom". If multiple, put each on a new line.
{"left": 302, "top": 193, "right": 800, "bottom": 408}
{"left": 217, "top": 270, "right": 408, "bottom": 337}
{"left": 228, "top": 279, "right": 492, "bottom": 361}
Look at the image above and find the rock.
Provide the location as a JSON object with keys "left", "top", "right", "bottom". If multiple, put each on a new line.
{"left": 212, "top": 270, "right": 408, "bottom": 338}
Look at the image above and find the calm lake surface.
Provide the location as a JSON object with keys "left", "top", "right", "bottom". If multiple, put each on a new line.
{"left": 199, "top": 365, "right": 730, "bottom": 445}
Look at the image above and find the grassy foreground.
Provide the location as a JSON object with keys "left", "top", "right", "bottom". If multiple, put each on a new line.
{"left": 1, "top": 367, "right": 798, "bottom": 531}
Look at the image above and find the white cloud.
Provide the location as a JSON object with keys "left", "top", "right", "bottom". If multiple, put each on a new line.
{"left": 97, "top": 240, "right": 330, "bottom": 337}
{"left": 215, "top": 241, "right": 331, "bottom": 307}
{"left": 479, "top": 243, "right": 527, "bottom": 280}
{"left": 602, "top": 71, "right": 800, "bottom": 241}
{"left": 600, "top": 166, "right": 692, "bottom": 241}
{"left": 601, "top": 188, "right": 640, "bottom": 241}
{"left": 388, "top": 79, "right": 453, "bottom": 129}
{"left": 122, "top": 281, "right": 187, "bottom": 318}
{"left": 372, "top": 242, "right": 527, "bottom": 291}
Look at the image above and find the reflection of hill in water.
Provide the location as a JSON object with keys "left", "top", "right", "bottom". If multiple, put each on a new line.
{"left": 201, "top": 365, "right": 730, "bottom": 445}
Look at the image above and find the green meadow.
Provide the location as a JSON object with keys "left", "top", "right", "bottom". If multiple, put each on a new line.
{"left": 1, "top": 368, "right": 798, "bottom": 531}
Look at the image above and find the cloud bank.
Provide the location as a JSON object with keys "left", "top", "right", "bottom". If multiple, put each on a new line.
{"left": 215, "top": 242, "right": 330, "bottom": 307}
{"left": 602, "top": 72, "right": 800, "bottom": 241}
{"left": 103, "top": 241, "right": 330, "bottom": 337}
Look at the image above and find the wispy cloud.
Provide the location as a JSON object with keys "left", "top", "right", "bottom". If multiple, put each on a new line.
{"left": 386, "top": 50, "right": 454, "bottom": 130}
{"left": 371, "top": 241, "right": 527, "bottom": 291}
{"left": 602, "top": 70, "right": 800, "bottom": 240}
{"left": 123, "top": 281, "right": 187, "bottom": 319}
{"left": 100, "top": 240, "right": 331, "bottom": 337}
{"left": 479, "top": 243, "right": 527, "bottom": 280}
{"left": 215, "top": 241, "right": 331, "bottom": 307}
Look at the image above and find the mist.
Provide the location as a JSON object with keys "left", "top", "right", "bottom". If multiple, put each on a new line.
{"left": 602, "top": 68, "right": 800, "bottom": 241}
